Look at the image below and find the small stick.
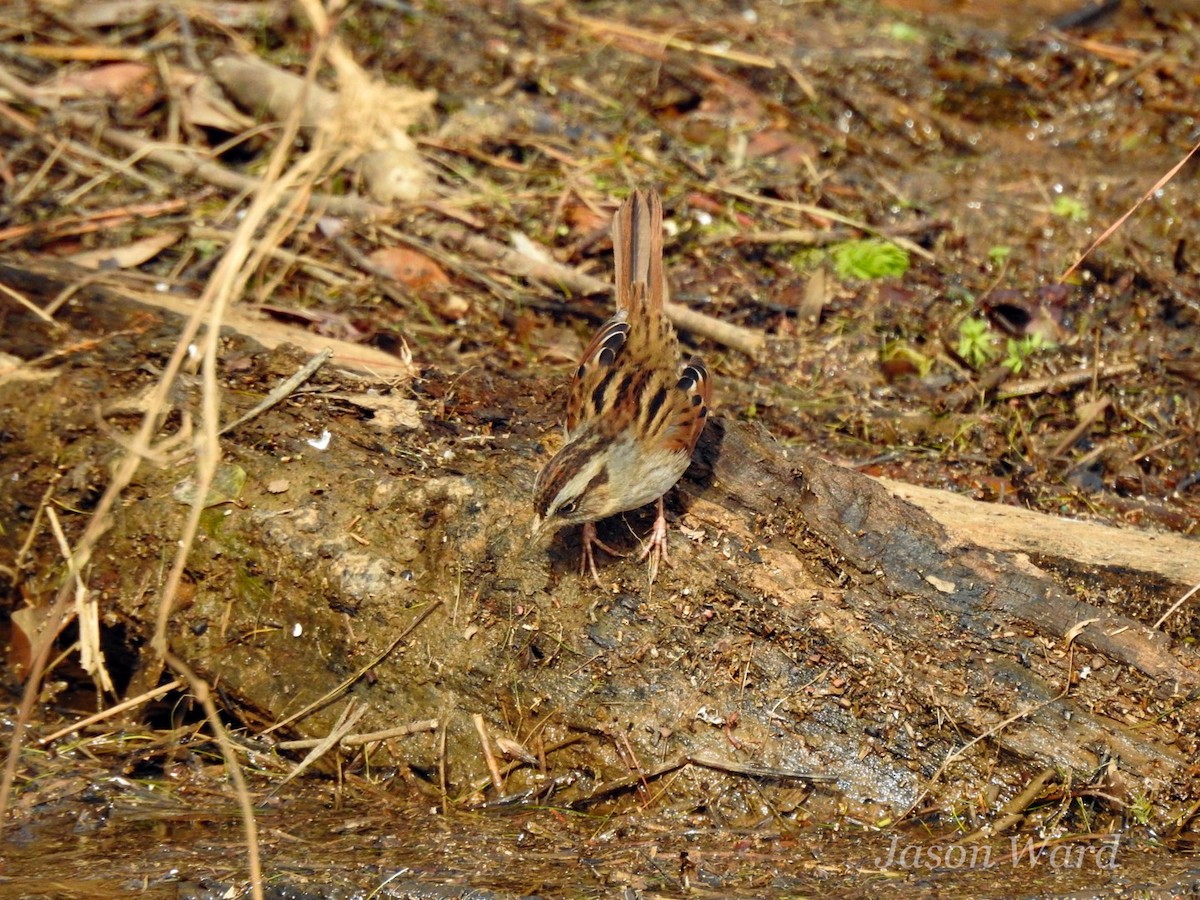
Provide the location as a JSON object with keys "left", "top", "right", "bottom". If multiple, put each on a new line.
{"left": 219, "top": 349, "right": 332, "bottom": 436}
{"left": 38, "top": 678, "right": 186, "bottom": 745}
{"left": 268, "top": 700, "right": 368, "bottom": 796}
{"left": 0, "top": 281, "right": 56, "bottom": 325}
{"left": 716, "top": 185, "right": 935, "bottom": 262}
{"left": 262, "top": 600, "right": 443, "bottom": 736}
{"left": 962, "top": 767, "right": 1059, "bottom": 843}
{"left": 566, "top": 11, "right": 777, "bottom": 69}
{"left": 46, "top": 508, "right": 113, "bottom": 694}
{"left": 434, "top": 221, "right": 765, "bottom": 356}
{"left": 473, "top": 713, "right": 504, "bottom": 793}
{"left": 686, "top": 753, "right": 839, "bottom": 782}
{"left": 1060, "top": 136, "right": 1200, "bottom": 284}
{"left": 1154, "top": 580, "right": 1200, "bottom": 631}
{"left": 277, "top": 718, "right": 439, "bottom": 750}
{"left": 998, "top": 362, "right": 1138, "bottom": 399}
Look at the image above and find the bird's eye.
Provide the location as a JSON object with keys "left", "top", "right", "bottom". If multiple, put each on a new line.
{"left": 558, "top": 500, "right": 578, "bottom": 516}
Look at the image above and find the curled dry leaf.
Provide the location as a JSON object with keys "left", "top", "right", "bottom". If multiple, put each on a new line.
{"left": 67, "top": 229, "right": 183, "bottom": 269}
{"left": 493, "top": 736, "right": 539, "bottom": 765}
{"left": 51, "top": 62, "right": 154, "bottom": 99}
{"left": 367, "top": 247, "right": 449, "bottom": 290}
{"left": 563, "top": 202, "right": 607, "bottom": 236}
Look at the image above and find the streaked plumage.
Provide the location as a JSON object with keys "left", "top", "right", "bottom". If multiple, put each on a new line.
{"left": 531, "top": 190, "right": 712, "bottom": 583}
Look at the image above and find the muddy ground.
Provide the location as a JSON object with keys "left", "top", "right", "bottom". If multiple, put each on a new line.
{"left": 1, "top": 0, "right": 1199, "bottom": 897}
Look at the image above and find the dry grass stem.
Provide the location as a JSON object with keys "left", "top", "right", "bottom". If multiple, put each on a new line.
{"left": 45, "top": 507, "right": 114, "bottom": 694}
{"left": 277, "top": 718, "right": 439, "bottom": 750}
{"left": 263, "top": 600, "right": 443, "bottom": 736}
{"left": 898, "top": 655, "right": 1073, "bottom": 824}
{"left": 0, "top": 281, "right": 56, "bottom": 324}
{"left": 37, "top": 678, "right": 187, "bottom": 746}
{"left": 270, "top": 700, "right": 369, "bottom": 796}
{"left": 1153, "top": 580, "right": 1200, "bottom": 631}
{"left": 219, "top": 349, "right": 332, "bottom": 436}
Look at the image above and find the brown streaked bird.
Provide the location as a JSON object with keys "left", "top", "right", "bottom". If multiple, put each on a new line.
{"left": 531, "top": 189, "right": 712, "bottom": 584}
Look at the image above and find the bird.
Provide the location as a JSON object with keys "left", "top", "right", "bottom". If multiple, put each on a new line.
{"left": 530, "top": 189, "right": 712, "bottom": 585}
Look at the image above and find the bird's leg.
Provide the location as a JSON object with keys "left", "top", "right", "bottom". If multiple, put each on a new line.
{"left": 638, "top": 496, "right": 671, "bottom": 584}
{"left": 580, "top": 521, "right": 624, "bottom": 586}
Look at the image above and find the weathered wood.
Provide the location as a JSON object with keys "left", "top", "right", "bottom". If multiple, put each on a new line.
{"left": 880, "top": 477, "right": 1200, "bottom": 589}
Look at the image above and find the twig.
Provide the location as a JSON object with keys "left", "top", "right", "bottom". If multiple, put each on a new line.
{"left": 38, "top": 678, "right": 187, "bottom": 746}
{"left": 0, "top": 196, "right": 192, "bottom": 243}
{"left": 277, "top": 717, "right": 439, "bottom": 750}
{"left": 571, "top": 758, "right": 689, "bottom": 808}
{"left": 0, "top": 67, "right": 390, "bottom": 223}
{"left": 438, "top": 716, "right": 449, "bottom": 813}
{"left": 164, "top": 650, "right": 262, "bottom": 896}
{"left": 686, "top": 753, "right": 839, "bottom": 782}
{"left": 262, "top": 600, "right": 443, "bottom": 735}
{"left": 962, "top": 767, "right": 1059, "bottom": 843}
{"left": 715, "top": 185, "right": 936, "bottom": 262}
{"left": 434, "top": 220, "right": 765, "bottom": 355}
{"left": 897, "top": 651, "right": 1074, "bottom": 824}
{"left": 997, "top": 362, "right": 1138, "bottom": 399}
{"left": 473, "top": 713, "right": 504, "bottom": 793}
{"left": 1153, "top": 580, "right": 1200, "bottom": 631}
{"left": 45, "top": 508, "right": 113, "bottom": 694}
{"left": 190, "top": 225, "right": 355, "bottom": 288}
{"left": 219, "top": 349, "right": 332, "bottom": 436}
{"left": 565, "top": 11, "right": 777, "bottom": 69}
{"left": 457, "top": 735, "right": 587, "bottom": 803}
{"left": 0, "top": 281, "right": 57, "bottom": 325}
{"left": 1060, "top": 136, "right": 1200, "bottom": 284}
{"left": 268, "top": 700, "right": 368, "bottom": 796}
{"left": 706, "top": 228, "right": 843, "bottom": 246}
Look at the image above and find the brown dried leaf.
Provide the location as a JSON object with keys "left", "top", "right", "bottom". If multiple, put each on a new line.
{"left": 67, "top": 230, "right": 183, "bottom": 269}
{"left": 367, "top": 247, "right": 449, "bottom": 289}
{"left": 53, "top": 62, "right": 154, "bottom": 99}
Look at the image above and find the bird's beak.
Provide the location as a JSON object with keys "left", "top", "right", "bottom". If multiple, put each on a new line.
{"left": 529, "top": 513, "right": 554, "bottom": 547}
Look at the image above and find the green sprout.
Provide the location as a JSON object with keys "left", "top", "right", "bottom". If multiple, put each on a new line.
{"left": 1002, "top": 332, "right": 1055, "bottom": 374}
{"left": 987, "top": 245, "right": 1012, "bottom": 265}
{"left": 881, "top": 341, "right": 933, "bottom": 377}
{"left": 889, "top": 22, "right": 922, "bottom": 42}
{"left": 1128, "top": 793, "right": 1153, "bottom": 826}
{"left": 956, "top": 317, "right": 997, "bottom": 369}
{"left": 831, "top": 239, "right": 910, "bottom": 280}
{"left": 1051, "top": 195, "right": 1087, "bottom": 223}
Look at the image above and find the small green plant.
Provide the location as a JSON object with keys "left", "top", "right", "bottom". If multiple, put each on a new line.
{"left": 831, "top": 239, "right": 910, "bottom": 280}
{"left": 1128, "top": 792, "right": 1153, "bottom": 826}
{"left": 987, "top": 245, "right": 1012, "bottom": 265}
{"left": 956, "top": 317, "right": 996, "bottom": 369}
{"left": 1052, "top": 195, "right": 1087, "bottom": 223}
{"left": 888, "top": 22, "right": 922, "bottom": 42}
{"left": 1002, "top": 332, "right": 1055, "bottom": 374}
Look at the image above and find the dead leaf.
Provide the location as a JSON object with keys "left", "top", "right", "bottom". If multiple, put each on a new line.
{"left": 325, "top": 392, "right": 422, "bottom": 431}
{"left": 53, "top": 62, "right": 154, "bottom": 99}
{"left": 67, "top": 230, "right": 183, "bottom": 269}
{"left": 493, "top": 736, "right": 538, "bottom": 765}
{"left": 563, "top": 202, "right": 607, "bottom": 235}
{"left": 367, "top": 247, "right": 449, "bottom": 289}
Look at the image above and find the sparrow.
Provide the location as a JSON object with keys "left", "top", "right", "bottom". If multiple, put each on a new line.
{"left": 531, "top": 189, "right": 711, "bottom": 584}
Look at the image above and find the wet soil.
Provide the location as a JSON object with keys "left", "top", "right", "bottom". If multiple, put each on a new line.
{"left": 2, "top": 0, "right": 1200, "bottom": 896}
